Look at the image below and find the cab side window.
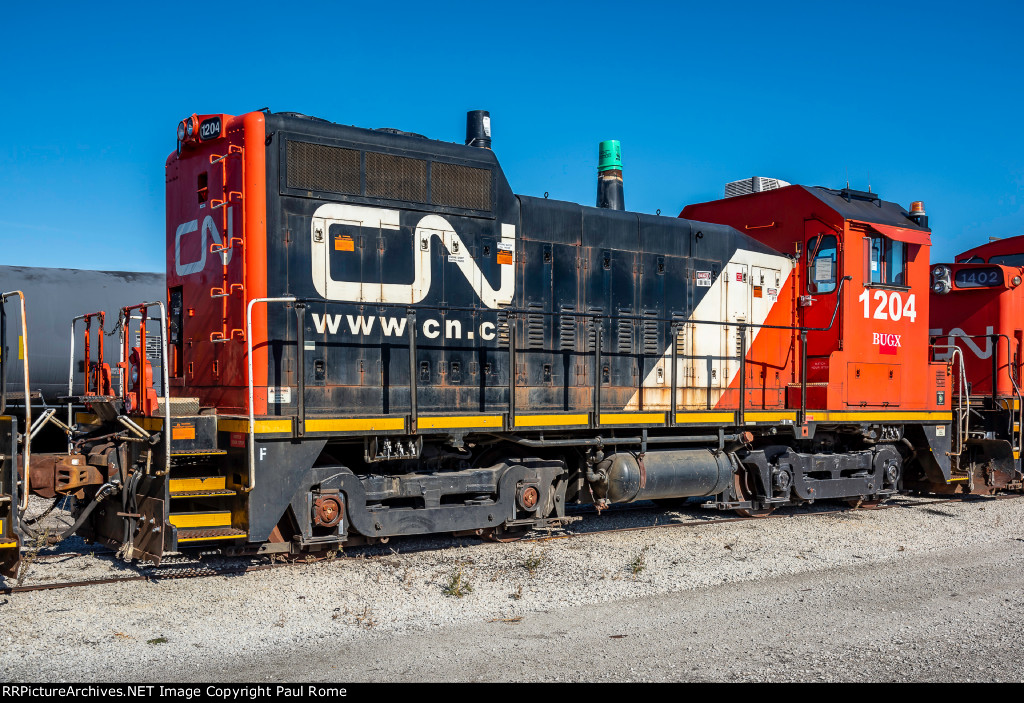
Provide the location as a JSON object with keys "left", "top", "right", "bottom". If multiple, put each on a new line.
{"left": 806, "top": 234, "right": 838, "bottom": 293}
{"left": 868, "top": 235, "right": 906, "bottom": 285}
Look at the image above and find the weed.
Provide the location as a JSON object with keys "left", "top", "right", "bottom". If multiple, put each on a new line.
{"left": 629, "top": 546, "right": 651, "bottom": 578}
{"left": 16, "top": 528, "right": 50, "bottom": 587}
{"left": 521, "top": 551, "right": 546, "bottom": 576}
{"left": 511, "top": 584, "right": 523, "bottom": 600}
{"left": 443, "top": 565, "right": 474, "bottom": 598}
{"left": 146, "top": 637, "right": 168, "bottom": 645}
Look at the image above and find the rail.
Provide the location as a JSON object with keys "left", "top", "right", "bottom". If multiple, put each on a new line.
{"left": 0, "top": 291, "right": 31, "bottom": 511}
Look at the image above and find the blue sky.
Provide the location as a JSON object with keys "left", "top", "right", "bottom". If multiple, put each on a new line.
{"left": 1, "top": 0, "right": 1021, "bottom": 271}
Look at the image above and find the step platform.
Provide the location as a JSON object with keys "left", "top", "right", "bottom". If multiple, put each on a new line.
{"left": 169, "top": 477, "right": 236, "bottom": 499}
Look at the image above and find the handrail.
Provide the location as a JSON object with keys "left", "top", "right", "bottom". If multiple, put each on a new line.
{"left": 242, "top": 276, "right": 852, "bottom": 453}
{"left": 119, "top": 302, "right": 170, "bottom": 474}
{"left": 246, "top": 297, "right": 296, "bottom": 493}
{"left": 1, "top": 291, "right": 31, "bottom": 511}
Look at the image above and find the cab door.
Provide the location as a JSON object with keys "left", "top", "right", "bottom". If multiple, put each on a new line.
{"left": 803, "top": 220, "right": 842, "bottom": 358}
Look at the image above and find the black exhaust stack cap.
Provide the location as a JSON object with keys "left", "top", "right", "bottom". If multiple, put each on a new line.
{"left": 466, "top": 110, "right": 491, "bottom": 149}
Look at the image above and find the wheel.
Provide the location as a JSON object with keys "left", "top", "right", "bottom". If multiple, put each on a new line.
{"left": 733, "top": 469, "right": 774, "bottom": 518}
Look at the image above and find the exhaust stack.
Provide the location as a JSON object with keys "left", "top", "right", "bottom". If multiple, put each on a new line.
{"left": 596, "top": 140, "right": 624, "bottom": 210}
{"left": 465, "top": 110, "right": 491, "bottom": 149}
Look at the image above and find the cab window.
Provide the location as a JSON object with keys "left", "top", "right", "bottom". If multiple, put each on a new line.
{"left": 868, "top": 235, "right": 905, "bottom": 285}
{"left": 990, "top": 253, "right": 1024, "bottom": 266}
{"left": 806, "top": 234, "right": 838, "bottom": 293}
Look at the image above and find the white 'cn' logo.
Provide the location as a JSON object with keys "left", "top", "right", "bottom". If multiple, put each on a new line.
{"left": 174, "top": 208, "right": 234, "bottom": 276}
{"left": 310, "top": 204, "right": 515, "bottom": 309}
{"left": 929, "top": 325, "right": 994, "bottom": 360}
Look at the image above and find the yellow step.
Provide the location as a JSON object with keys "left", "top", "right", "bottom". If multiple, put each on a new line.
{"left": 169, "top": 477, "right": 235, "bottom": 498}
{"left": 176, "top": 527, "right": 247, "bottom": 543}
{"left": 168, "top": 511, "right": 232, "bottom": 529}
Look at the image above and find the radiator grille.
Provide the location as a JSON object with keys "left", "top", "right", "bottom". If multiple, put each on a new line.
{"left": 366, "top": 152, "right": 427, "bottom": 202}
{"left": 432, "top": 162, "right": 492, "bottom": 211}
{"left": 286, "top": 141, "right": 359, "bottom": 194}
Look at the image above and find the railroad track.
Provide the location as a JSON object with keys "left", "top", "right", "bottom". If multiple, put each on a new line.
{"left": 3, "top": 492, "right": 1019, "bottom": 595}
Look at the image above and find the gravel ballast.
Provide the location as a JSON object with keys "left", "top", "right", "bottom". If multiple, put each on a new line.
{"left": 2, "top": 496, "right": 1023, "bottom": 682}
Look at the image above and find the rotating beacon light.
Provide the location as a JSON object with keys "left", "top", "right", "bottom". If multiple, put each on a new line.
{"left": 909, "top": 201, "right": 928, "bottom": 228}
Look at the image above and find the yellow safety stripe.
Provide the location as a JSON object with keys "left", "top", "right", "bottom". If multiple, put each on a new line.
{"left": 675, "top": 412, "right": 735, "bottom": 423}
{"left": 514, "top": 414, "right": 590, "bottom": 427}
{"left": 217, "top": 418, "right": 293, "bottom": 434}
{"left": 745, "top": 411, "right": 799, "bottom": 422}
{"left": 600, "top": 412, "right": 665, "bottom": 425}
{"left": 804, "top": 411, "right": 950, "bottom": 422}
{"left": 417, "top": 415, "right": 503, "bottom": 429}
{"left": 0, "top": 540, "right": 18, "bottom": 549}
{"left": 305, "top": 417, "right": 405, "bottom": 433}
{"left": 168, "top": 512, "right": 232, "bottom": 529}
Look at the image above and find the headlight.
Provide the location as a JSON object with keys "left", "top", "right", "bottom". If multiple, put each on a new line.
{"left": 177, "top": 121, "right": 186, "bottom": 141}
{"left": 186, "top": 117, "right": 195, "bottom": 137}
{"left": 932, "top": 265, "right": 951, "bottom": 279}
{"left": 933, "top": 281, "right": 951, "bottom": 294}
{"left": 931, "top": 264, "right": 952, "bottom": 294}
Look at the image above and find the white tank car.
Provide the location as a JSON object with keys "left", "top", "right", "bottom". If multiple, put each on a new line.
{"left": 0, "top": 266, "right": 166, "bottom": 409}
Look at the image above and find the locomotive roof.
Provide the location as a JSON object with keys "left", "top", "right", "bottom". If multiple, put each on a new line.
{"left": 805, "top": 186, "right": 929, "bottom": 232}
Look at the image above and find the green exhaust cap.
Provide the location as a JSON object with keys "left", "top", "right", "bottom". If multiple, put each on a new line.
{"left": 598, "top": 140, "right": 622, "bottom": 172}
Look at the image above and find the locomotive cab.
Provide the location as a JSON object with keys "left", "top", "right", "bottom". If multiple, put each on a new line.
{"left": 683, "top": 185, "right": 945, "bottom": 415}
{"left": 929, "top": 235, "right": 1024, "bottom": 491}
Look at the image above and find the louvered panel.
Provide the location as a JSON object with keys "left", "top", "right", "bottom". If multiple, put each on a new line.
{"left": 587, "top": 308, "right": 604, "bottom": 351}
{"left": 559, "top": 305, "right": 576, "bottom": 351}
{"left": 496, "top": 311, "right": 509, "bottom": 349}
{"left": 526, "top": 303, "right": 545, "bottom": 349}
{"left": 616, "top": 308, "right": 633, "bottom": 354}
{"left": 641, "top": 311, "right": 659, "bottom": 355}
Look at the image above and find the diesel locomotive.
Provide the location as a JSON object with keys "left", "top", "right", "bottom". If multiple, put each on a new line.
{"left": 0, "top": 108, "right": 1018, "bottom": 574}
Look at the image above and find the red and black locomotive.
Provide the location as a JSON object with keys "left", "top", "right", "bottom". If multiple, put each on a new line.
{"left": 0, "top": 108, "right": 1019, "bottom": 573}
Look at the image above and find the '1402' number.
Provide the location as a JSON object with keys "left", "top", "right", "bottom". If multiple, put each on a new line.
{"left": 858, "top": 289, "right": 917, "bottom": 322}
